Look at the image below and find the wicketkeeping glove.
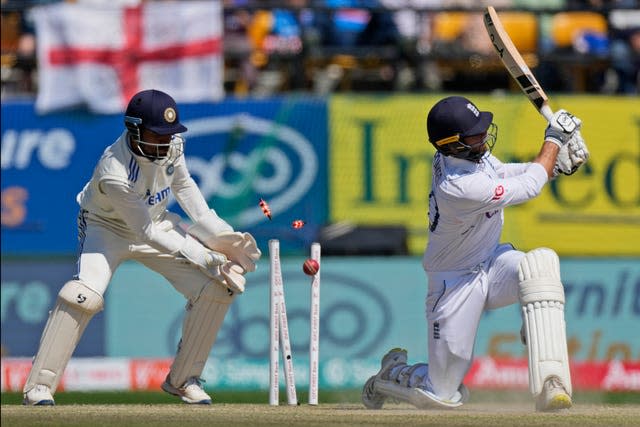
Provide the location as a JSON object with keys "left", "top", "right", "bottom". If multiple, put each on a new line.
{"left": 179, "top": 234, "right": 228, "bottom": 274}
{"left": 178, "top": 235, "right": 249, "bottom": 293}
{"left": 205, "top": 231, "right": 261, "bottom": 273}
{"left": 219, "top": 261, "right": 247, "bottom": 293}
{"left": 545, "top": 109, "right": 582, "bottom": 148}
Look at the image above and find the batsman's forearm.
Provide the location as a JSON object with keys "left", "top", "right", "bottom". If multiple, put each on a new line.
{"left": 533, "top": 142, "right": 560, "bottom": 178}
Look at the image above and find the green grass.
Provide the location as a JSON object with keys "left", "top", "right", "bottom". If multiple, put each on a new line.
{"left": 2, "top": 389, "right": 639, "bottom": 405}
{"left": 3, "top": 391, "right": 639, "bottom": 427}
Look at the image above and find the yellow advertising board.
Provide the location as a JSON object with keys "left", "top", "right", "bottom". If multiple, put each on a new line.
{"left": 330, "top": 95, "right": 639, "bottom": 256}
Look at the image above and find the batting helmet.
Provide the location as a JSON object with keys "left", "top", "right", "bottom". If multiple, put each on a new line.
{"left": 426, "top": 96, "right": 496, "bottom": 161}
{"left": 124, "top": 90, "right": 187, "bottom": 164}
{"left": 124, "top": 89, "right": 187, "bottom": 135}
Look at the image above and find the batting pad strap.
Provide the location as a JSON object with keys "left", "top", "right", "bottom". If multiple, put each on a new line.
{"left": 519, "top": 279, "right": 565, "bottom": 305}
{"left": 518, "top": 248, "right": 565, "bottom": 305}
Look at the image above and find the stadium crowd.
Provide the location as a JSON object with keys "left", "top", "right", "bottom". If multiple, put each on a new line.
{"left": 1, "top": 0, "right": 639, "bottom": 98}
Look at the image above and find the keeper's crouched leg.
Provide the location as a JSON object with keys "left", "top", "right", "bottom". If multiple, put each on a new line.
{"left": 23, "top": 280, "right": 104, "bottom": 405}
{"left": 518, "top": 248, "right": 572, "bottom": 411}
{"left": 163, "top": 278, "right": 234, "bottom": 404}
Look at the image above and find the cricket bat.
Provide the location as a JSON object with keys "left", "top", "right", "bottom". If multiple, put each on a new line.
{"left": 483, "top": 6, "right": 554, "bottom": 123}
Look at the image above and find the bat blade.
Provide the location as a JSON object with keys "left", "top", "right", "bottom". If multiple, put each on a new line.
{"left": 483, "top": 6, "right": 553, "bottom": 122}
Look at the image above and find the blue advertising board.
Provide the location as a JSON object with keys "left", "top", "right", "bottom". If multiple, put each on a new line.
{"left": 0, "top": 259, "right": 105, "bottom": 357}
{"left": 1, "top": 98, "right": 328, "bottom": 255}
{"left": 2, "top": 256, "right": 637, "bottom": 389}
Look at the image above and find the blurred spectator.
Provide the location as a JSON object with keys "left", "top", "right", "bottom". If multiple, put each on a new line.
{"left": 566, "top": 0, "right": 639, "bottom": 9}
{"left": 437, "top": 0, "right": 513, "bottom": 56}
{"left": 312, "top": 0, "right": 400, "bottom": 47}
{"left": 308, "top": 0, "right": 401, "bottom": 92}
{"left": 607, "top": 8, "right": 640, "bottom": 94}
{"left": 378, "top": 0, "right": 441, "bottom": 89}
{"left": 1, "top": 0, "right": 638, "bottom": 97}
{"left": 15, "top": 13, "right": 37, "bottom": 93}
{"left": 538, "top": 7, "right": 612, "bottom": 92}
{"left": 513, "top": 0, "right": 565, "bottom": 10}
{"left": 426, "top": 0, "right": 513, "bottom": 90}
{"left": 223, "top": 0, "right": 257, "bottom": 94}
{"left": 243, "top": 1, "right": 307, "bottom": 95}
{"left": 1, "top": 8, "right": 36, "bottom": 96}
{"left": 380, "top": 0, "right": 437, "bottom": 46}
{"left": 70, "top": 0, "right": 141, "bottom": 4}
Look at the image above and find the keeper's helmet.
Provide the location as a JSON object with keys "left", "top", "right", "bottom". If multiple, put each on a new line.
{"left": 426, "top": 96, "right": 497, "bottom": 162}
{"left": 124, "top": 89, "right": 187, "bottom": 163}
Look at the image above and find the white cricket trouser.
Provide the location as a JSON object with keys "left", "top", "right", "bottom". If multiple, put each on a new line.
{"left": 76, "top": 214, "right": 215, "bottom": 300}
{"left": 425, "top": 243, "right": 525, "bottom": 399}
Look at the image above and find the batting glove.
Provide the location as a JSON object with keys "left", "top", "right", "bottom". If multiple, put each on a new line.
{"left": 553, "top": 130, "right": 589, "bottom": 177}
{"left": 545, "top": 109, "right": 581, "bottom": 148}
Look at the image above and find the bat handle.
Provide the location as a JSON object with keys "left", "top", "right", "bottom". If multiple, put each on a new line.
{"left": 540, "top": 103, "right": 554, "bottom": 123}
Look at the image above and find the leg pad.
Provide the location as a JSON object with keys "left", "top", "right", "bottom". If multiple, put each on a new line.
{"left": 518, "top": 248, "right": 572, "bottom": 397}
{"left": 23, "top": 280, "right": 103, "bottom": 394}
{"left": 167, "top": 280, "right": 233, "bottom": 388}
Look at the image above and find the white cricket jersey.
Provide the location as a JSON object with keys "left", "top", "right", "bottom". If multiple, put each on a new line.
{"left": 77, "top": 131, "right": 215, "bottom": 255}
{"left": 423, "top": 152, "right": 548, "bottom": 272}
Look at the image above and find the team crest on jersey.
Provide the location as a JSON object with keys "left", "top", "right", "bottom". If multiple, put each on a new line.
{"left": 166, "top": 163, "right": 174, "bottom": 175}
{"left": 491, "top": 185, "right": 505, "bottom": 200}
{"left": 164, "top": 108, "right": 176, "bottom": 123}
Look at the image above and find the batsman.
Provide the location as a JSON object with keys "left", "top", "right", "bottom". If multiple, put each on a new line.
{"left": 22, "top": 89, "right": 261, "bottom": 406}
{"left": 363, "top": 96, "right": 589, "bottom": 412}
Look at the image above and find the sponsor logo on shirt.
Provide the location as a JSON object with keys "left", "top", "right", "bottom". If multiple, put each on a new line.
{"left": 147, "top": 186, "right": 171, "bottom": 205}
{"left": 491, "top": 185, "right": 505, "bottom": 200}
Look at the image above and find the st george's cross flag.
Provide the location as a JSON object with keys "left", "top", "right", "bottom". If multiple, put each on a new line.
{"left": 31, "top": 1, "right": 223, "bottom": 114}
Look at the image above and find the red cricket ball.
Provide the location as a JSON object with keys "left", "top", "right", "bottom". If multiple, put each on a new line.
{"left": 303, "top": 258, "right": 320, "bottom": 276}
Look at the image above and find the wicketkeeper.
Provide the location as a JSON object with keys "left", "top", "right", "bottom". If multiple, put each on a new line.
{"left": 362, "top": 96, "right": 589, "bottom": 412}
{"left": 22, "top": 89, "right": 261, "bottom": 405}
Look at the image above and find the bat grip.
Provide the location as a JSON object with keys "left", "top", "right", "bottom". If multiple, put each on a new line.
{"left": 540, "top": 104, "right": 554, "bottom": 123}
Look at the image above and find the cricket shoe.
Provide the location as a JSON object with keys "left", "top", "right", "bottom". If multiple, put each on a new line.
{"left": 23, "top": 384, "right": 55, "bottom": 406}
{"left": 162, "top": 376, "right": 212, "bottom": 404}
{"left": 535, "top": 376, "right": 572, "bottom": 412}
{"left": 362, "top": 348, "right": 408, "bottom": 409}
{"left": 363, "top": 348, "right": 469, "bottom": 410}
{"left": 373, "top": 379, "right": 467, "bottom": 409}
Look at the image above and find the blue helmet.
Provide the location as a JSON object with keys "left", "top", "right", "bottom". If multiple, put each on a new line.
{"left": 124, "top": 89, "right": 187, "bottom": 135}
{"left": 124, "top": 90, "right": 187, "bottom": 163}
{"left": 427, "top": 96, "right": 496, "bottom": 161}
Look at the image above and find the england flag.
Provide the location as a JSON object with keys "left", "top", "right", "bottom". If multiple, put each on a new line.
{"left": 31, "top": 1, "right": 224, "bottom": 114}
